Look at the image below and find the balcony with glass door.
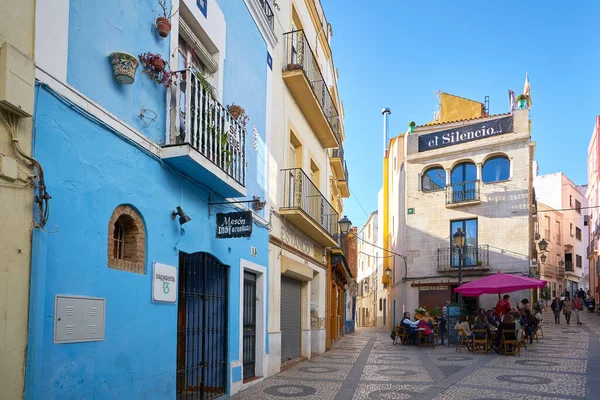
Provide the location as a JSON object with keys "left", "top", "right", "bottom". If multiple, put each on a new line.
{"left": 282, "top": 30, "right": 340, "bottom": 148}
{"left": 446, "top": 162, "right": 480, "bottom": 207}
{"left": 162, "top": 69, "right": 246, "bottom": 198}
{"left": 280, "top": 168, "right": 339, "bottom": 247}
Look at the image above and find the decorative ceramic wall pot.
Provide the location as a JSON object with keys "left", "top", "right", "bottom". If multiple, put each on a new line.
{"left": 109, "top": 52, "right": 139, "bottom": 84}
{"left": 151, "top": 57, "right": 165, "bottom": 72}
{"left": 156, "top": 17, "right": 171, "bottom": 38}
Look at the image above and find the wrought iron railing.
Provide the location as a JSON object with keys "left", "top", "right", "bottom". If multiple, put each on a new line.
{"left": 280, "top": 168, "right": 339, "bottom": 239}
{"left": 594, "top": 221, "right": 600, "bottom": 238}
{"left": 445, "top": 180, "right": 480, "bottom": 205}
{"left": 342, "top": 160, "right": 349, "bottom": 185}
{"left": 170, "top": 69, "right": 246, "bottom": 187}
{"left": 565, "top": 261, "right": 574, "bottom": 272}
{"left": 437, "top": 244, "right": 489, "bottom": 270}
{"left": 542, "top": 264, "right": 555, "bottom": 277}
{"left": 283, "top": 29, "right": 340, "bottom": 140}
{"left": 258, "top": 0, "right": 275, "bottom": 32}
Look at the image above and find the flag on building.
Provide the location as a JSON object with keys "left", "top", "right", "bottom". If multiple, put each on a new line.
{"left": 524, "top": 72, "right": 532, "bottom": 108}
{"left": 508, "top": 89, "right": 516, "bottom": 113}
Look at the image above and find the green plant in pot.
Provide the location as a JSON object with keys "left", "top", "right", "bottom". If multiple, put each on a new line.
{"left": 227, "top": 103, "right": 249, "bottom": 129}
{"left": 408, "top": 121, "right": 416, "bottom": 134}
{"left": 516, "top": 94, "right": 527, "bottom": 109}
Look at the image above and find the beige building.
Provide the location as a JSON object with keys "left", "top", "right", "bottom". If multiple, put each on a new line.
{"left": 536, "top": 202, "right": 565, "bottom": 303}
{"left": 382, "top": 94, "right": 535, "bottom": 324}
{"left": 356, "top": 211, "right": 378, "bottom": 327}
{"left": 0, "top": 1, "right": 36, "bottom": 398}
{"left": 534, "top": 172, "right": 588, "bottom": 294}
{"left": 266, "top": 0, "right": 350, "bottom": 376}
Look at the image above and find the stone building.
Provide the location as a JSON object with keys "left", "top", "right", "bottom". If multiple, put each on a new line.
{"left": 586, "top": 116, "right": 600, "bottom": 300}
{"left": 535, "top": 202, "right": 565, "bottom": 302}
{"left": 382, "top": 93, "right": 535, "bottom": 325}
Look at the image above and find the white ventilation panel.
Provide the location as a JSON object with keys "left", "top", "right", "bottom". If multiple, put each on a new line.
{"left": 0, "top": 42, "right": 34, "bottom": 117}
{"left": 54, "top": 295, "right": 106, "bottom": 344}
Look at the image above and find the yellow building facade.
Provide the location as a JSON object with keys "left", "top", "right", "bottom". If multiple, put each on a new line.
{"left": 0, "top": 1, "right": 36, "bottom": 398}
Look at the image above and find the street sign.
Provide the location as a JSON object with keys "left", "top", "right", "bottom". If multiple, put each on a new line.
{"left": 216, "top": 211, "right": 253, "bottom": 238}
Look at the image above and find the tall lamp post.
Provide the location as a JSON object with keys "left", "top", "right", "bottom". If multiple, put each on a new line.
{"left": 453, "top": 228, "right": 466, "bottom": 305}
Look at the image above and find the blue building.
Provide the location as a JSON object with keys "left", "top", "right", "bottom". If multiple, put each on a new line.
{"left": 27, "top": 0, "right": 278, "bottom": 398}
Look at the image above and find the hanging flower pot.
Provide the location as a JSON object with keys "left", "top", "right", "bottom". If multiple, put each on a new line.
{"left": 151, "top": 57, "right": 165, "bottom": 72}
{"left": 228, "top": 105, "right": 244, "bottom": 119}
{"left": 156, "top": 17, "right": 171, "bottom": 38}
{"left": 108, "top": 52, "right": 139, "bottom": 84}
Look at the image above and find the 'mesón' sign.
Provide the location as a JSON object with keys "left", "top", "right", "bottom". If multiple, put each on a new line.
{"left": 216, "top": 211, "right": 253, "bottom": 238}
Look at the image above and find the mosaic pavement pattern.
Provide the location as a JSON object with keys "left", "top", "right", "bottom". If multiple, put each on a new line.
{"left": 230, "top": 310, "right": 600, "bottom": 399}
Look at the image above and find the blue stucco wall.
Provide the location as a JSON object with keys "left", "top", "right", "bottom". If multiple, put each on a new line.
{"left": 217, "top": 0, "right": 268, "bottom": 203}
{"left": 29, "top": 0, "right": 270, "bottom": 398}
{"left": 67, "top": 0, "right": 170, "bottom": 143}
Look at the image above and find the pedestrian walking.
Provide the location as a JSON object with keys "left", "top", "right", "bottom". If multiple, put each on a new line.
{"left": 563, "top": 295, "right": 574, "bottom": 325}
{"left": 574, "top": 295, "right": 582, "bottom": 325}
{"left": 551, "top": 297, "right": 562, "bottom": 324}
{"left": 440, "top": 300, "right": 450, "bottom": 345}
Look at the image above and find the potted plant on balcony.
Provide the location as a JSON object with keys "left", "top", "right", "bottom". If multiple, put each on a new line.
{"left": 108, "top": 52, "right": 139, "bottom": 84}
{"left": 227, "top": 103, "right": 249, "bottom": 129}
{"left": 138, "top": 52, "right": 173, "bottom": 88}
{"left": 476, "top": 260, "right": 483, "bottom": 266}
{"left": 155, "top": 0, "right": 177, "bottom": 38}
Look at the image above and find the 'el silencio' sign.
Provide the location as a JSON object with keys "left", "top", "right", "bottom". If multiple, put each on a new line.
{"left": 418, "top": 116, "right": 513, "bottom": 152}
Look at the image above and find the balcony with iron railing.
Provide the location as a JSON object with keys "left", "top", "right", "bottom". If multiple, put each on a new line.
{"left": 280, "top": 168, "right": 339, "bottom": 247}
{"left": 541, "top": 264, "right": 555, "bottom": 278}
{"left": 588, "top": 239, "right": 597, "bottom": 259}
{"left": 258, "top": 0, "right": 275, "bottom": 32}
{"left": 437, "top": 244, "right": 490, "bottom": 271}
{"left": 162, "top": 69, "right": 246, "bottom": 198}
{"left": 282, "top": 29, "right": 340, "bottom": 148}
{"left": 565, "top": 261, "right": 574, "bottom": 272}
{"left": 445, "top": 180, "right": 481, "bottom": 207}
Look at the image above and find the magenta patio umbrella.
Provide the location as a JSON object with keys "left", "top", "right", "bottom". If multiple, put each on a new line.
{"left": 454, "top": 272, "right": 547, "bottom": 298}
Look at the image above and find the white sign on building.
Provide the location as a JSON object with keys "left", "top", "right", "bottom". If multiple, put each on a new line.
{"left": 152, "top": 262, "right": 177, "bottom": 303}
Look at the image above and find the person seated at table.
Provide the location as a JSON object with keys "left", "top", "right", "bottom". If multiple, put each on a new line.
{"left": 473, "top": 315, "right": 490, "bottom": 337}
{"left": 522, "top": 309, "right": 537, "bottom": 344}
{"left": 454, "top": 315, "right": 472, "bottom": 338}
{"left": 512, "top": 311, "right": 523, "bottom": 343}
{"left": 401, "top": 312, "right": 418, "bottom": 345}
{"left": 496, "top": 313, "right": 517, "bottom": 350}
{"left": 486, "top": 309, "right": 499, "bottom": 327}
{"left": 417, "top": 318, "right": 433, "bottom": 343}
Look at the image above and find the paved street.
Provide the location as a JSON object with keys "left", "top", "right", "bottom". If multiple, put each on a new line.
{"left": 232, "top": 310, "right": 600, "bottom": 399}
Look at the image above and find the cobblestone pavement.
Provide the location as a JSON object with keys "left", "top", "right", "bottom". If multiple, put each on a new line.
{"left": 231, "top": 309, "right": 600, "bottom": 399}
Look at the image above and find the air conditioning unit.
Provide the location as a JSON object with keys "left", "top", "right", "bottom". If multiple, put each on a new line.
{"left": 0, "top": 42, "right": 34, "bottom": 117}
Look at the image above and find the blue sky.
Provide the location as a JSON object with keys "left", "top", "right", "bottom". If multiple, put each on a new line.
{"left": 322, "top": 0, "right": 600, "bottom": 228}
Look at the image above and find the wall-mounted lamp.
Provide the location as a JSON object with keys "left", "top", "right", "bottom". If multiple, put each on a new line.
{"left": 538, "top": 239, "right": 548, "bottom": 252}
{"left": 172, "top": 206, "right": 191, "bottom": 225}
{"left": 385, "top": 266, "right": 392, "bottom": 278}
{"left": 558, "top": 259, "right": 565, "bottom": 267}
{"left": 540, "top": 253, "right": 547, "bottom": 263}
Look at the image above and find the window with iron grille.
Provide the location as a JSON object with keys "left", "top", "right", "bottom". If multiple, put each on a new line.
{"left": 107, "top": 205, "right": 145, "bottom": 274}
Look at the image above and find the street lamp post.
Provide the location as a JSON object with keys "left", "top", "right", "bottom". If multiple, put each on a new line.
{"left": 453, "top": 228, "right": 466, "bottom": 305}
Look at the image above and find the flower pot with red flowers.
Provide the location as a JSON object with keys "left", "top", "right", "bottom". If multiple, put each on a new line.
{"left": 139, "top": 52, "right": 173, "bottom": 88}
{"left": 155, "top": 0, "right": 178, "bottom": 38}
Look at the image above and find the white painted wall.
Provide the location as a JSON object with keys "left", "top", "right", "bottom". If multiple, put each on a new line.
{"left": 35, "top": 0, "right": 70, "bottom": 81}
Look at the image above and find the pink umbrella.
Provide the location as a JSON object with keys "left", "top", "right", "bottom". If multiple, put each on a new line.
{"left": 454, "top": 272, "right": 547, "bottom": 298}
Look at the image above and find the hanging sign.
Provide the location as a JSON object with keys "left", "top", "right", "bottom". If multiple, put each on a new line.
{"left": 418, "top": 116, "right": 513, "bottom": 152}
{"left": 216, "top": 211, "right": 253, "bottom": 238}
{"left": 152, "top": 262, "right": 177, "bottom": 303}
